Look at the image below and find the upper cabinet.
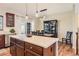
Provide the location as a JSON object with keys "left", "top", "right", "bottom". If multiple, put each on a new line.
{"left": 6, "top": 13, "right": 15, "bottom": 27}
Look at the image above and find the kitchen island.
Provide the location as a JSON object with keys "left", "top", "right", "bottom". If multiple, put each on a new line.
{"left": 10, "top": 35, "right": 59, "bottom": 56}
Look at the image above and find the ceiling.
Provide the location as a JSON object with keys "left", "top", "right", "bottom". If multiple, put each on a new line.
{"left": 0, "top": 3, "right": 74, "bottom": 16}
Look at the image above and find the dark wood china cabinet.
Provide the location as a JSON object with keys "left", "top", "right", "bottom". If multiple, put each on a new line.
{"left": 44, "top": 20, "right": 58, "bottom": 37}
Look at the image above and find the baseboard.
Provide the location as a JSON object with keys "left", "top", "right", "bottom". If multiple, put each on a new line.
{"left": 0, "top": 46, "right": 10, "bottom": 50}
{"left": 5, "top": 46, "right": 10, "bottom": 48}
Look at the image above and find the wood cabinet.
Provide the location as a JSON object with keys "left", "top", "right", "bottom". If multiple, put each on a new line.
{"left": 10, "top": 37, "right": 56, "bottom": 56}
{"left": 10, "top": 38, "right": 24, "bottom": 56}
{"left": 6, "top": 13, "right": 15, "bottom": 27}
{"left": 0, "top": 35, "right": 5, "bottom": 49}
{"left": 10, "top": 37, "right": 16, "bottom": 56}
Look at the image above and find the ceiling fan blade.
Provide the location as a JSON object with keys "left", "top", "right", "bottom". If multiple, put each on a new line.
{"left": 40, "top": 9, "right": 47, "bottom": 12}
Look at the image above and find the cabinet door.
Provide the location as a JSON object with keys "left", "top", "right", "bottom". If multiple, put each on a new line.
{"left": 10, "top": 42, "right": 16, "bottom": 56}
{"left": 16, "top": 45, "right": 24, "bottom": 56}
{"left": 0, "top": 35, "right": 5, "bottom": 49}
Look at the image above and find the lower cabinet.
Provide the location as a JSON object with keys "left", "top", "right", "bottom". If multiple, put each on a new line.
{"left": 0, "top": 35, "right": 5, "bottom": 49}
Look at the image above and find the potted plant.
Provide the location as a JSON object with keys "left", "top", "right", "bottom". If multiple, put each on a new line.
{"left": 9, "top": 29, "right": 15, "bottom": 33}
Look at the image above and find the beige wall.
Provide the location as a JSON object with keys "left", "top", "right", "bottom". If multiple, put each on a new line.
{"left": 0, "top": 8, "right": 34, "bottom": 34}
{"left": 35, "top": 11, "right": 74, "bottom": 40}
{"left": 75, "top": 4, "right": 79, "bottom": 52}
{"left": 0, "top": 9, "right": 15, "bottom": 33}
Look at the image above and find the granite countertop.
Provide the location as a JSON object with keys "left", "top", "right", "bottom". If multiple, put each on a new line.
{"left": 10, "top": 35, "right": 59, "bottom": 48}
{"left": 0, "top": 32, "right": 16, "bottom": 35}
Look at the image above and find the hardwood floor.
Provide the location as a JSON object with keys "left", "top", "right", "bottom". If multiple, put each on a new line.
{"left": 0, "top": 42, "right": 76, "bottom": 56}
{"left": 0, "top": 48, "right": 11, "bottom": 56}
{"left": 58, "top": 42, "right": 75, "bottom": 56}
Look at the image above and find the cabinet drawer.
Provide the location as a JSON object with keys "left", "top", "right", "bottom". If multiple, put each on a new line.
{"left": 25, "top": 49, "right": 38, "bottom": 56}
{"left": 25, "top": 42, "right": 43, "bottom": 55}
{"left": 15, "top": 39, "right": 24, "bottom": 47}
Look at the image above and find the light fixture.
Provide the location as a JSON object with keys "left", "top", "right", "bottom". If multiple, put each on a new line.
{"left": 25, "top": 4, "right": 29, "bottom": 19}
{"left": 35, "top": 3, "right": 39, "bottom": 17}
{"left": 25, "top": 15, "right": 29, "bottom": 19}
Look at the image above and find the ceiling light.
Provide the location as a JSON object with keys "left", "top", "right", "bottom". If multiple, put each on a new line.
{"left": 35, "top": 3, "right": 39, "bottom": 17}
{"left": 25, "top": 4, "right": 29, "bottom": 19}
{"left": 25, "top": 15, "right": 29, "bottom": 19}
{"left": 35, "top": 11, "right": 39, "bottom": 17}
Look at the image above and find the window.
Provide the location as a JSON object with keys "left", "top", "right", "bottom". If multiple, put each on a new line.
{"left": 0, "top": 16, "right": 3, "bottom": 30}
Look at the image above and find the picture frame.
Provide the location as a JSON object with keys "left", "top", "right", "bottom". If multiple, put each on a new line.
{"left": 0, "top": 15, "right": 3, "bottom": 30}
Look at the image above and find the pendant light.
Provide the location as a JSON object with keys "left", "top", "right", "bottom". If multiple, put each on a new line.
{"left": 35, "top": 3, "right": 39, "bottom": 17}
{"left": 25, "top": 4, "right": 29, "bottom": 19}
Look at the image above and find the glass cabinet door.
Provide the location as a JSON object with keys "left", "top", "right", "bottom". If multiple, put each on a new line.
{"left": 44, "top": 23, "right": 50, "bottom": 33}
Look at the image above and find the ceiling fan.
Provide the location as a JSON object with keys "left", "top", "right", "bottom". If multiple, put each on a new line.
{"left": 37, "top": 9, "right": 47, "bottom": 19}
{"left": 35, "top": 3, "right": 47, "bottom": 18}
{"left": 40, "top": 9, "right": 47, "bottom": 12}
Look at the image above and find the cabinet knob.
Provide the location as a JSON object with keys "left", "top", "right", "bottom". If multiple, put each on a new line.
{"left": 30, "top": 47, "right": 32, "bottom": 49}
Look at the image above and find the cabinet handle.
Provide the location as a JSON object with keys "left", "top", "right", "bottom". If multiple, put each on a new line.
{"left": 30, "top": 47, "right": 33, "bottom": 49}
{"left": 51, "top": 47, "right": 52, "bottom": 52}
